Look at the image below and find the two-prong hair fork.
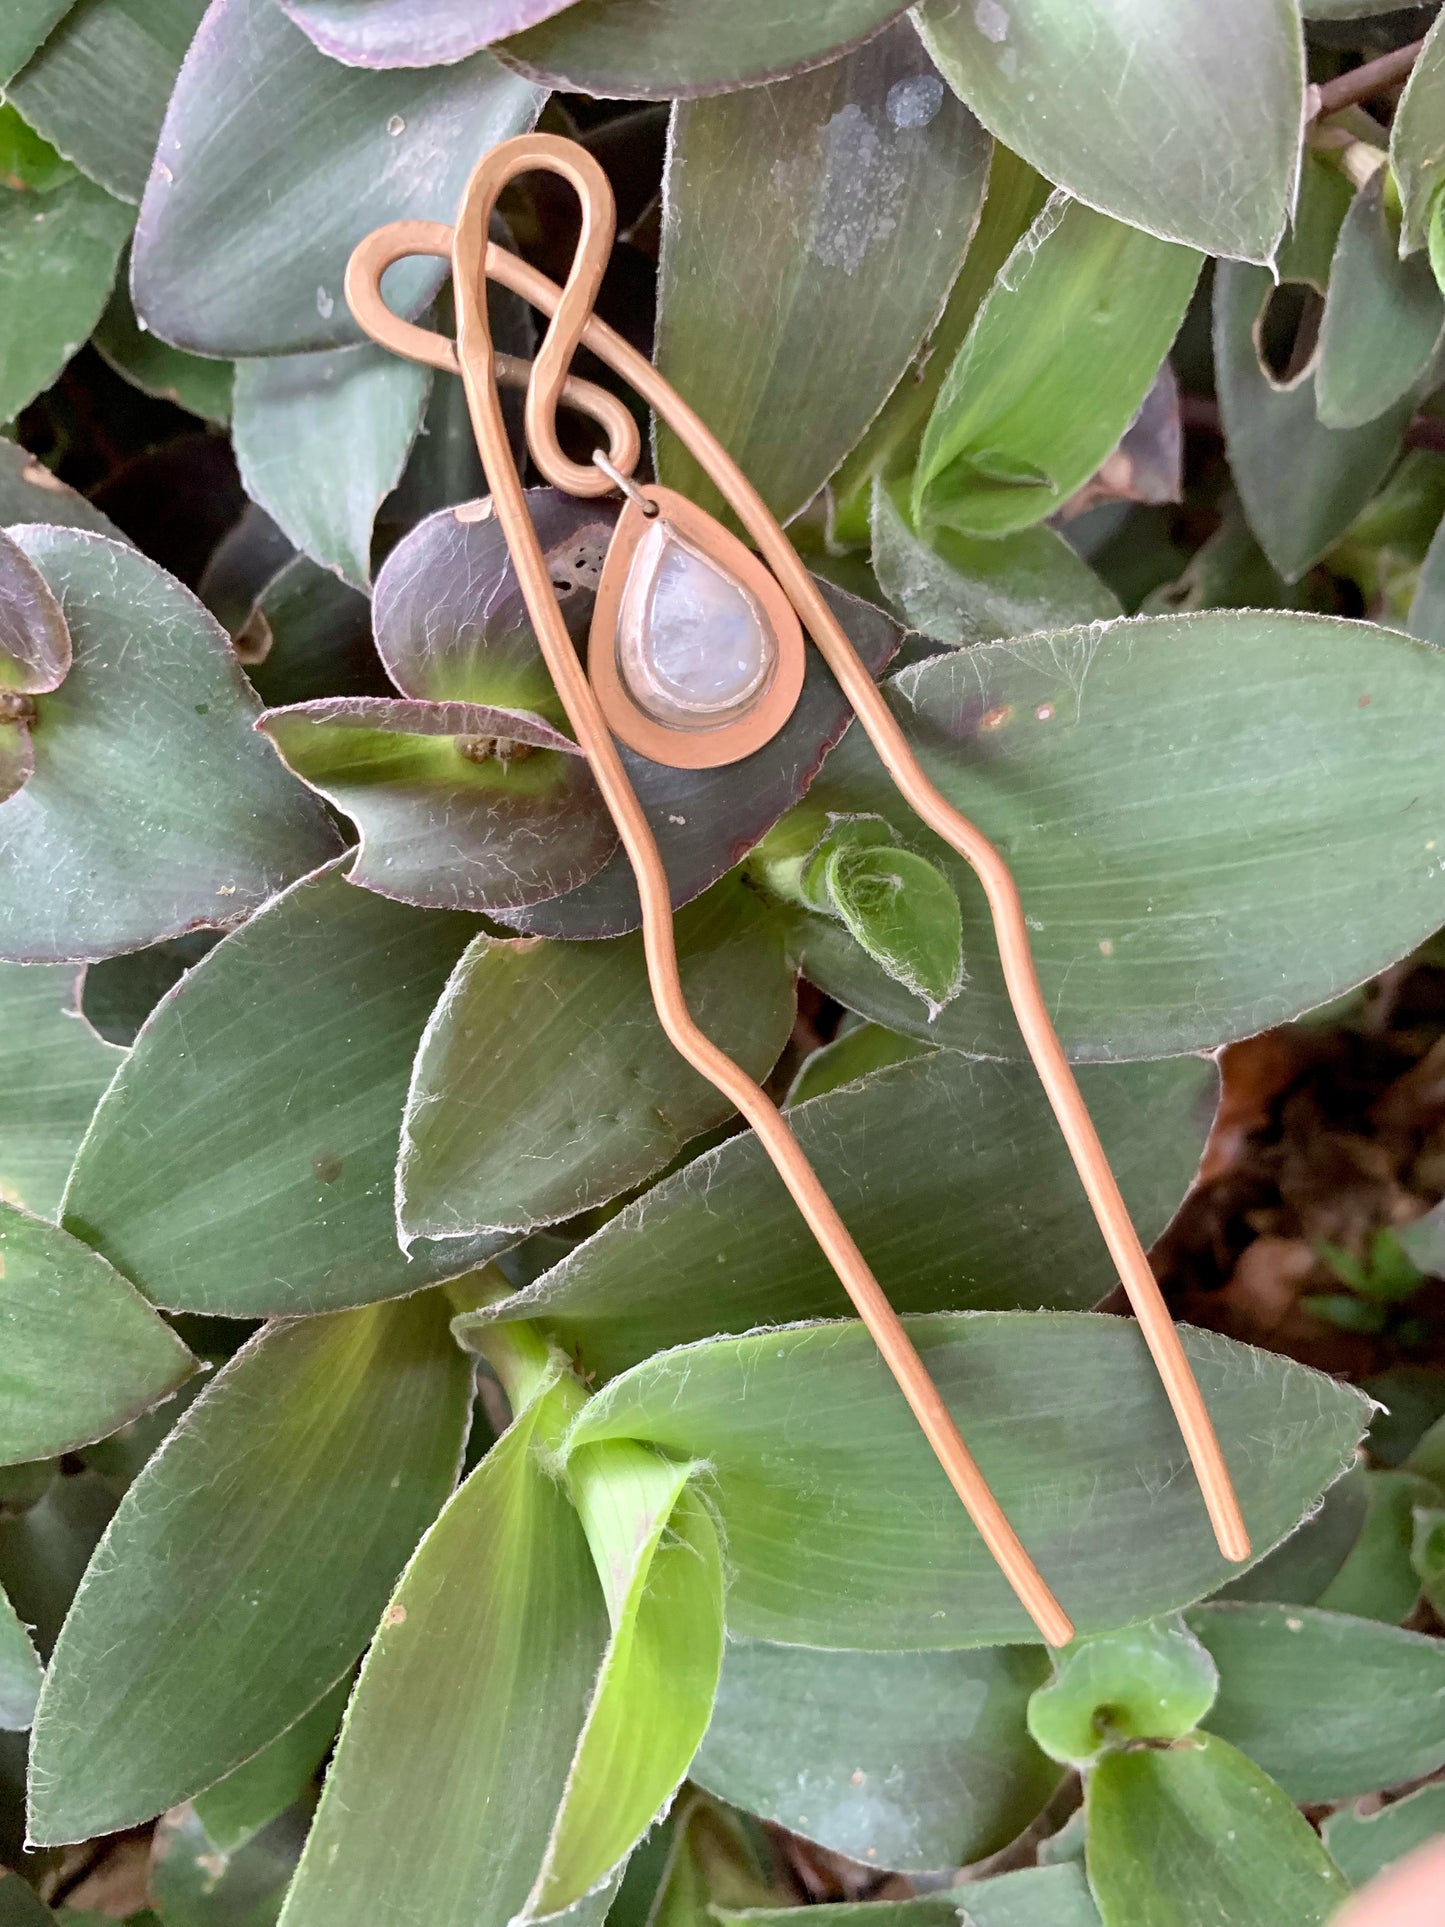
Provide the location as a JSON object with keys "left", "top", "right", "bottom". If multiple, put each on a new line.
{"left": 346, "top": 132, "right": 1251, "bottom": 1648}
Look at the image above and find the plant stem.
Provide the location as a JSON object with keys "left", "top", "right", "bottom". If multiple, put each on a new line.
{"left": 1310, "top": 39, "right": 1425, "bottom": 122}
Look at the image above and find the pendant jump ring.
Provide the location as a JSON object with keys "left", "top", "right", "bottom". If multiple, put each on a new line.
{"left": 593, "top": 451, "right": 657, "bottom": 516}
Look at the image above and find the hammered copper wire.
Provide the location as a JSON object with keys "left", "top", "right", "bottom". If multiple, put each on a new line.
{"left": 347, "top": 134, "right": 1251, "bottom": 1642}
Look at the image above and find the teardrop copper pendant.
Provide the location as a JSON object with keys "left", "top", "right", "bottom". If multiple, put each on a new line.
{"left": 587, "top": 484, "right": 806, "bottom": 770}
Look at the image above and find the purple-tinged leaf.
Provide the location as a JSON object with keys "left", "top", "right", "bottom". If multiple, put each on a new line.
{"left": 0, "top": 526, "right": 69, "bottom": 803}
{"left": 277, "top": 0, "right": 582, "bottom": 69}
{"left": 495, "top": 0, "right": 913, "bottom": 101}
{"left": 0, "top": 528, "right": 340, "bottom": 963}
{"left": 0, "top": 527, "right": 70, "bottom": 694}
{"left": 259, "top": 696, "right": 616, "bottom": 913}
{"left": 372, "top": 492, "right": 615, "bottom": 720}
{"left": 131, "top": 0, "right": 545, "bottom": 356}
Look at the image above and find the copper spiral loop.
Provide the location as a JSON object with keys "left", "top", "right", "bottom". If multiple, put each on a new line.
{"left": 348, "top": 133, "right": 1251, "bottom": 1645}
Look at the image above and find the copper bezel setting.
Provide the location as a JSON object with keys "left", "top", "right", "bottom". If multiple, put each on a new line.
{"left": 586, "top": 485, "right": 806, "bottom": 771}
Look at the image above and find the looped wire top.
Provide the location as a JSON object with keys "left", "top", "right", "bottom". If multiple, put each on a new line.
{"left": 342, "top": 138, "right": 639, "bottom": 493}
{"left": 453, "top": 134, "right": 632, "bottom": 501}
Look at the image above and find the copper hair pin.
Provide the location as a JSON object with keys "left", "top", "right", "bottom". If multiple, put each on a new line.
{"left": 347, "top": 132, "right": 1250, "bottom": 1647}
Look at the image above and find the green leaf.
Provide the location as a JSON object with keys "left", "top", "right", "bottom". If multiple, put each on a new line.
{"left": 1429, "top": 186, "right": 1445, "bottom": 296}
{"left": 563, "top": 1313, "right": 1369, "bottom": 1649}
{"left": 399, "top": 878, "right": 794, "bottom": 1249}
{"left": 149, "top": 1799, "right": 311, "bottom": 1927}
{"left": 870, "top": 478, "right": 1120, "bottom": 646}
{"left": 1323, "top": 1780, "right": 1445, "bottom": 1890}
{"left": 79, "top": 932, "right": 216, "bottom": 1049}
{"left": 654, "top": 22, "right": 990, "bottom": 525}
{"left": 1086, "top": 1732, "right": 1347, "bottom": 1927}
{"left": 496, "top": 1, "right": 913, "bottom": 98}
{"left": 232, "top": 346, "right": 430, "bottom": 589}
{"left": 785, "top": 611, "right": 1445, "bottom": 1060}
{"left": 0, "top": 103, "right": 75, "bottom": 194}
{"left": 1397, "top": 1197, "right": 1445, "bottom": 1275}
{"left": 1317, "top": 1468, "right": 1436, "bottom": 1623}
{"left": 76, "top": 1374, "right": 198, "bottom": 1495}
{"left": 1216, "top": 156, "right": 1410, "bottom": 582}
{"left": 0, "top": 1580, "right": 42, "bottom": 1730}
{"left": 0, "top": 437, "right": 122, "bottom": 538}
{"left": 1189, "top": 1601, "right": 1445, "bottom": 1802}
{"left": 1027, "top": 1616, "right": 1218, "bottom": 1766}
{"left": 913, "top": 194, "right": 1200, "bottom": 534}
{"left": 0, "top": 529, "right": 339, "bottom": 965}
{"left": 6, "top": 0, "right": 208, "bottom": 204}
{"left": 0, "top": 1464, "right": 114, "bottom": 1664}
{"left": 785, "top": 1020, "right": 932, "bottom": 1106}
{"left": 0, "top": 1871, "right": 57, "bottom": 1925}
{"left": 1414, "top": 1504, "right": 1445, "bottom": 1616}
{"left": 0, "top": 1202, "right": 193, "bottom": 1468}
{"left": 27, "top": 1291, "right": 469, "bottom": 1843}
{"left": 63, "top": 860, "right": 493, "bottom": 1317}
{"left": 831, "top": 144, "right": 1051, "bottom": 535}
{"left": 131, "top": 0, "right": 544, "bottom": 356}
{"left": 823, "top": 839, "right": 964, "bottom": 1017}
{"left": 225, "top": 554, "right": 386, "bottom": 712}
{"left": 1390, "top": 7, "right": 1445, "bottom": 254}
{"left": 92, "top": 254, "right": 232, "bottom": 422}
{"left": 722, "top": 1869, "right": 1102, "bottom": 1927}
{"left": 0, "top": 965, "right": 119, "bottom": 1219}
{"left": 276, "top": 1392, "right": 613, "bottom": 1927}
{"left": 1365, "top": 1366, "right": 1445, "bottom": 1468}
{"left": 693, "top": 1638, "right": 1059, "bottom": 1871}
{"left": 916, "top": 0, "right": 1302, "bottom": 264}
{"left": 0, "top": 0, "right": 77, "bottom": 88}
{"left": 259, "top": 697, "right": 618, "bottom": 915}
{"left": 1406, "top": 1409, "right": 1445, "bottom": 1487}
{"left": 636, "top": 1794, "right": 778, "bottom": 1927}
{"left": 0, "top": 167, "right": 132, "bottom": 425}
{"left": 1141, "top": 501, "right": 1307, "bottom": 618}
{"left": 1215, "top": 1456, "right": 1370, "bottom": 1607}
{"left": 200, "top": 505, "right": 301, "bottom": 638}
{"left": 529, "top": 1446, "right": 724, "bottom": 1917}
{"left": 0, "top": 1467, "right": 114, "bottom": 1660}
{"left": 190, "top": 1677, "right": 349, "bottom": 1855}
{"left": 458, "top": 1050, "right": 1217, "bottom": 1380}
{"left": 0, "top": 1457, "right": 58, "bottom": 1513}
{"left": 1317, "top": 170, "right": 1443, "bottom": 430}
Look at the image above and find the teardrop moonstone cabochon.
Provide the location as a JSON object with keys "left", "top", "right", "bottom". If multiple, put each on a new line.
{"left": 616, "top": 519, "right": 778, "bottom": 730}
{"left": 587, "top": 484, "right": 808, "bottom": 771}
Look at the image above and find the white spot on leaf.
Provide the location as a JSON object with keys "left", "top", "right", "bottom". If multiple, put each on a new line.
{"left": 885, "top": 74, "right": 944, "bottom": 130}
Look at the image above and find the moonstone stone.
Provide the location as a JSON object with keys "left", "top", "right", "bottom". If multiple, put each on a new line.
{"left": 617, "top": 520, "right": 777, "bottom": 729}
